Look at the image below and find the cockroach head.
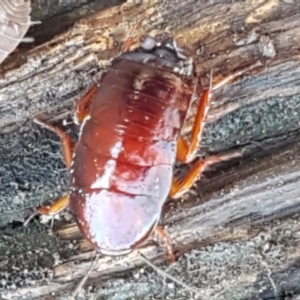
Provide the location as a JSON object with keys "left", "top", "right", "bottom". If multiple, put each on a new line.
{"left": 119, "top": 36, "right": 194, "bottom": 76}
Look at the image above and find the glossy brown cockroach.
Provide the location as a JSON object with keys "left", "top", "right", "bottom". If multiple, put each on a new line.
{"left": 34, "top": 35, "right": 246, "bottom": 261}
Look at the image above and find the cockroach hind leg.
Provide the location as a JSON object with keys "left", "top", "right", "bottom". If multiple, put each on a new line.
{"left": 154, "top": 226, "right": 175, "bottom": 263}
{"left": 170, "top": 149, "right": 244, "bottom": 199}
{"left": 37, "top": 194, "right": 70, "bottom": 216}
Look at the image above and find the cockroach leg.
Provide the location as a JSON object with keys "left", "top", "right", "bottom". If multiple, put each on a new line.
{"left": 176, "top": 62, "right": 260, "bottom": 164}
{"left": 169, "top": 150, "right": 243, "bottom": 199}
{"left": 122, "top": 37, "right": 135, "bottom": 53}
{"left": 24, "top": 194, "right": 69, "bottom": 226}
{"left": 176, "top": 73, "right": 212, "bottom": 164}
{"left": 154, "top": 226, "right": 175, "bottom": 262}
{"left": 121, "top": 15, "right": 147, "bottom": 52}
{"left": 172, "top": 64, "right": 259, "bottom": 199}
{"left": 34, "top": 118, "right": 74, "bottom": 168}
{"left": 74, "top": 84, "right": 97, "bottom": 125}
{"left": 37, "top": 194, "right": 69, "bottom": 216}
{"left": 32, "top": 118, "right": 73, "bottom": 217}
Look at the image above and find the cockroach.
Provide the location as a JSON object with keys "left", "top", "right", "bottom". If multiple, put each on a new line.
{"left": 33, "top": 34, "right": 251, "bottom": 264}
{"left": 0, "top": 0, "right": 33, "bottom": 64}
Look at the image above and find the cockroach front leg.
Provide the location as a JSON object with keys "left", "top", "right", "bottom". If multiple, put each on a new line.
{"left": 33, "top": 118, "right": 74, "bottom": 215}
{"left": 34, "top": 118, "right": 74, "bottom": 168}
{"left": 37, "top": 195, "right": 69, "bottom": 216}
{"left": 31, "top": 82, "right": 97, "bottom": 218}
{"left": 73, "top": 84, "right": 97, "bottom": 125}
{"left": 121, "top": 16, "right": 148, "bottom": 52}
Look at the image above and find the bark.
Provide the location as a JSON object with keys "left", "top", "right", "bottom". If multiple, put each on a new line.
{"left": 1, "top": 0, "right": 300, "bottom": 299}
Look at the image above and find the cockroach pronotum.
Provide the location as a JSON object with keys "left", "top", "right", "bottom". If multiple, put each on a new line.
{"left": 31, "top": 28, "right": 256, "bottom": 293}
{"left": 0, "top": 0, "right": 32, "bottom": 64}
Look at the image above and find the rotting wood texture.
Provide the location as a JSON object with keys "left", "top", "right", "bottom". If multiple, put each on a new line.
{"left": 1, "top": 0, "right": 300, "bottom": 299}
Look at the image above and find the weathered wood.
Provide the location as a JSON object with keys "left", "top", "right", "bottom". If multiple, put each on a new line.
{"left": 1, "top": 0, "right": 300, "bottom": 299}
{"left": 33, "top": 0, "right": 124, "bottom": 49}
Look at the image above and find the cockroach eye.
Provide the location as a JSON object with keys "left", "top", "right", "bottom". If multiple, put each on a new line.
{"left": 141, "top": 36, "right": 156, "bottom": 50}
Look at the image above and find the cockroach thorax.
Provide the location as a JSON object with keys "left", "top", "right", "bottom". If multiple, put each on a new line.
{"left": 117, "top": 36, "right": 194, "bottom": 77}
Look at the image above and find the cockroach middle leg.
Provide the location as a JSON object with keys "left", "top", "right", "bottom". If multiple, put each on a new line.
{"left": 32, "top": 118, "right": 74, "bottom": 216}
{"left": 37, "top": 194, "right": 69, "bottom": 216}
{"left": 169, "top": 151, "right": 242, "bottom": 199}
{"left": 171, "top": 63, "right": 260, "bottom": 199}
{"left": 176, "top": 63, "right": 261, "bottom": 164}
{"left": 73, "top": 84, "right": 97, "bottom": 125}
{"left": 176, "top": 76, "right": 212, "bottom": 164}
{"left": 171, "top": 69, "right": 242, "bottom": 199}
{"left": 34, "top": 118, "right": 74, "bottom": 168}
{"left": 24, "top": 182, "right": 69, "bottom": 225}
{"left": 154, "top": 226, "right": 175, "bottom": 262}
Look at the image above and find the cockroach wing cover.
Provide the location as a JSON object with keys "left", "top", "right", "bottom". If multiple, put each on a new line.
{"left": 0, "top": 0, "right": 32, "bottom": 64}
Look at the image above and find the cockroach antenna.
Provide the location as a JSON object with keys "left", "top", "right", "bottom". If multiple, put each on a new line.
{"left": 72, "top": 253, "right": 100, "bottom": 299}
{"left": 138, "top": 252, "right": 201, "bottom": 298}
{"left": 211, "top": 60, "right": 262, "bottom": 91}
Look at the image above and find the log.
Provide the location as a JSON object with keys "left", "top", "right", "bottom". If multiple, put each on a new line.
{"left": 1, "top": 0, "right": 300, "bottom": 299}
